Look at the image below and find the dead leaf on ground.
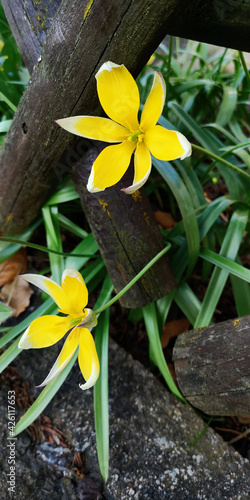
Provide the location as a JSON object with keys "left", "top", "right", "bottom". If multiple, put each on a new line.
{"left": 0, "top": 248, "right": 27, "bottom": 286}
{"left": 154, "top": 210, "right": 177, "bottom": 230}
{"left": 161, "top": 317, "right": 190, "bottom": 349}
{"left": 0, "top": 276, "right": 33, "bottom": 317}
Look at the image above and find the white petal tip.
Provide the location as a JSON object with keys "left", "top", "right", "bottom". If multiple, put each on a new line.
{"left": 18, "top": 329, "right": 32, "bottom": 350}
{"left": 86, "top": 171, "right": 103, "bottom": 193}
{"left": 121, "top": 186, "right": 138, "bottom": 195}
{"left": 79, "top": 367, "right": 99, "bottom": 390}
{"left": 95, "top": 61, "right": 120, "bottom": 78}
{"left": 79, "top": 381, "right": 94, "bottom": 391}
{"left": 18, "top": 340, "right": 31, "bottom": 350}
{"left": 176, "top": 132, "right": 192, "bottom": 159}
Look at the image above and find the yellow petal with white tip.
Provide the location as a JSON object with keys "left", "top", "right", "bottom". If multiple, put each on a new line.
{"left": 78, "top": 328, "right": 99, "bottom": 390}
{"left": 61, "top": 269, "right": 88, "bottom": 314}
{"left": 20, "top": 273, "right": 74, "bottom": 314}
{"left": 87, "top": 141, "right": 136, "bottom": 192}
{"left": 140, "top": 71, "right": 166, "bottom": 131}
{"left": 122, "top": 141, "right": 151, "bottom": 194}
{"left": 37, "top": 327, "right": 80, "bottom": 387}
{"left": 144, "top": 125, "right": 192, "bottom": 161}
{"left": 18, "top": 314, "right": 72, "bottom": 349}
{"left": 96, "top": 61, "right": 140, "bottom": 131}
{"left": 56, "top": 116, "right": 130, "bottom": 143}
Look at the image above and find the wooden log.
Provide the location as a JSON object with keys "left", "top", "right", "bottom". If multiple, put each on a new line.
{"left": 72, "top": 142, "right": 176, "bottom": 307}
{"left": 167, "top": 0, "right": 250, "bottom": 52}
{"left": 173, "top": 315, "right": 250, "bottom": 415}
{"left": 1, "top": 0, "right": 62, "bottom": 70}
{"left": 1, "top": 0, "right": 176, "bottom": 306}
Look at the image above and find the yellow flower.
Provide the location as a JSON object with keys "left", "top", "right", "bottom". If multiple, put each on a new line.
{"left": 56, "top": 61, "right": 192, "bottom": 194}
{"left": 18, "top": 269, "right": 99, "bottom": 390}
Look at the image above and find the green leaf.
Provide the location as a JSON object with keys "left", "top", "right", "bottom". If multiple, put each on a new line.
{"left": 0, "top": 118, "right": 11, "bottom": 133}
{"left": 194, "top": 209, "right": 249, "bottom": 328}
{"left": 46, "top": 180, "right": 79, "bottom": 205}
{"left": 200, "top": 247, "right": 250, "bottom": 283}
{"left": 153, "top": 159, "right": 200, "bottom": 274}
{"left": 0, "top": 336, "right": 21, "bottom": 373}
{"left": 0, "top": 301, "right": 13, "bottom": 323}
{"left": 0, "top": 217, "right": 42, "bottom": 263}
{"left": 94, "top": 308, "right": 111, "bottom": 482}
{"left": 175, "top": 283, "right": 201, "bottom": 326}
{"left": 42, "top": 206, "right": 64, "bottom": 282}
{"left": 143, "top": 302, "right": 186, "bottom": 403}
{"left": 216, "top": 85, "right": 238, "bottom": 127}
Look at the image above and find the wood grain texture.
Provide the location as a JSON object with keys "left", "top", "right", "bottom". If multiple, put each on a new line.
{"left": 1, "top": 0, "right": 62, "bottom": 70}
{"left": 72, "top": 141, "right": 176, "bottom": 308}
{"left": 173, "top": 315, "right": 250, "bottom": 415}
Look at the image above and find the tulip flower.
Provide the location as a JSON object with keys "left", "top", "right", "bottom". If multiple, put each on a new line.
{"left": 56, "top": 61, "right": 192, "bottom": 194}
{"left": 18, "top": 269, "right": 99, "bottom": 390}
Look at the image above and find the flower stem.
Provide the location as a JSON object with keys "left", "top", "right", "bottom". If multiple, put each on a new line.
{"left": 94, "top": 243, "right": 171, "bottom": 314}
{"left": 192, "top": 143, "right": 250, "bottom": 181}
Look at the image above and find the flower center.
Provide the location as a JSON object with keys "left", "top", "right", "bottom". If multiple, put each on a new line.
{"left": 128, "top": 131, "right": 144, "bottom": 143}
{"left": 67, "top": 309, "right": 87, "bottom": 328}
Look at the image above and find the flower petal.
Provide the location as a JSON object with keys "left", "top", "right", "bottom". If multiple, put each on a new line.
{"left": 140, "top": 71, "right": 166, "bottom": 131}
{"left": 96, "top": 61, "right": 140, "bottom": 130}
{"left": 20, "top": 273, "right": 74, "bottom": 313}
{"left": 144, "top": 125, "right": 192, "bottom": 161}
{"left": 78, "top": 328, "right": 99, "bottom": 390}
{"left": 56, "top": 116, "right": 130, "bottom": 143}
{"left": 18, "top": 315, "right": 72, "bottom": 349}
{"left": 37, "top": 327, "right": 80, "bottom": 387}
{"left": 87, "top": 141, "right": 136, "bottom": 192}
{"left": 122, "top": 142, "right": 152, "bottom": 194}
{"left": 61, "top": 269, "right": 88, "bottom": 314}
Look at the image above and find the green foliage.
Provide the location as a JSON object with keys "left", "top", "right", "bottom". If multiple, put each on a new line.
{"left": 0, "top": 29, "right": 250, "bottom": 479}
{"left": 139, "top": 38, "right": 250, "bottom": 331}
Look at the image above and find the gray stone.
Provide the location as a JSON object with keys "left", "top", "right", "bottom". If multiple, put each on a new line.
{"left": 1, "top": 340, "right": 250, "bottom": 499}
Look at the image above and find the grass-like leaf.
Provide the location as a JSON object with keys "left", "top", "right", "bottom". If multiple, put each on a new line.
{"left": 194, "top": 209, "right": 249, "bottom": 328}
{"left": 143, "top": 302, "right": 186, "bottom": 403}
{"left": 94, "top": 307, "right": 111, "bottom": 482}
{"left": 153, "top": 158, "right": 200, "bottom": 274}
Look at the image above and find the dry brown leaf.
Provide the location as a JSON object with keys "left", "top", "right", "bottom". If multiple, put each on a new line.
{"left": 0, "top": 276, "right": 33, "bottom": 317}
{"left": 237, "top": 415, "right": 250, "bottom": 425}
{"left": 0, "top": 248, "right": 27, "bottom": 287}
{"left": 161, "top": 317, "right": 190, "bottom": 349}
{"left": 154, "top": 210, "right": 177, "bottom": 230}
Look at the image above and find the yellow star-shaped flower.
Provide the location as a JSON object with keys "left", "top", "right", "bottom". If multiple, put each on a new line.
{"left": 56, "top": 61, "right": 191, "bottom": 194}
{"left": 18, "top": 269, "right": 99, "bottom": 390}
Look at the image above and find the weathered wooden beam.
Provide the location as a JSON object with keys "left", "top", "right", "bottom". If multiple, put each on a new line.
{"left": 1, "top": 0, "right": 62, "bottom": 71}
{"left": 167, "top": 0, "right": 250, "bottom": 52}
{"left": 72, "top": 142, "right": 176, "bottom": 307}
{"left": 173, "top": 316, "right": 250, "bottom": 415}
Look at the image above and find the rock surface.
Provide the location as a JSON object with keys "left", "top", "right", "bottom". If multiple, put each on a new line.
{"left": 1, "top": 339, "right": 250, "bottom": 499}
